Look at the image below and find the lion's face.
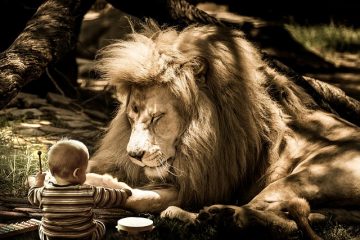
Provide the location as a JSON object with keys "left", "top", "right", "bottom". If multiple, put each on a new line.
{"left": 126, "top": 85, "right": 183, "bottom": 180}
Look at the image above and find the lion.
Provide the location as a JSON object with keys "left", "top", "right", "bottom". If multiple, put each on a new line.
{"left": 86, "top": 21, "right": 360, "bottom": 239}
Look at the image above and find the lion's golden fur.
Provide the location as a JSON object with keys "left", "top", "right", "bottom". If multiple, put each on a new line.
{"left": 89, "top": 21, "right": 320, "bottom": 208}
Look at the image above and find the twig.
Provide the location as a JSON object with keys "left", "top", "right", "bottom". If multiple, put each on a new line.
{"left": 37, "top": 151, "right": 42, "bottom": 173}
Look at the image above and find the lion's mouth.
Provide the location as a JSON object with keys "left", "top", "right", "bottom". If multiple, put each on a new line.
{"left": 129, "top": 151, "right": 169, "bottom": 168}
{"left": 129, "top": 157, "right": 170, "bottom": 167}
{"left": 129, "top": 154, "right": 174, "bottom": 179}
{"left": 144, "top": 164, "right": 170, "bottom": 179}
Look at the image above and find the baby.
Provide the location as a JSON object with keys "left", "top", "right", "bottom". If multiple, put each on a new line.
{"left": 28, "top": 138, "right": 131, "bottom": 240}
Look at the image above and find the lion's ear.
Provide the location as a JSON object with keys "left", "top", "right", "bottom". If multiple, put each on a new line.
{"left": 184, "top": 56, "right": 208, "bottom": 85}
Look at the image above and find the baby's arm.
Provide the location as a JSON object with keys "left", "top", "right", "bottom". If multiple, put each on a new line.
{"left": 27, "top": 172, "right": 46, "bottom": 206}
{"left": 93, "top": 186, "right": 132, "bottom": 208}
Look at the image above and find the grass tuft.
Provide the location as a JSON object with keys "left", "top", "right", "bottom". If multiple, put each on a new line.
{"left": 0, "top": 118, "right": 48, "bottom": 197}
{"left": 285, "top": 22, "right": 360, "bottom": 63}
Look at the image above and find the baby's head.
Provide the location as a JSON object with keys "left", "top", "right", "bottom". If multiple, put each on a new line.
{"left": 48, "top": 139, "right": 89, "bottom": 184}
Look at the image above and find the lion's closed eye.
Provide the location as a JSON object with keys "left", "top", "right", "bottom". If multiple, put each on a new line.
{"left": 151, "top": 113, "right": 164, "bottom": 125}
{"left": 152, "top": 114, "right": 166, "bottom": 134}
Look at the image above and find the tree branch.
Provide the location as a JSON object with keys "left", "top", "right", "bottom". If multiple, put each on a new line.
{"left": 0, "top": 0, "right": 95, "bottom": 109}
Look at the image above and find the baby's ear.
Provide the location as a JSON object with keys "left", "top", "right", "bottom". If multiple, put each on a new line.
{"left": 73, "top": 168, "right": 80, "bottom": 178}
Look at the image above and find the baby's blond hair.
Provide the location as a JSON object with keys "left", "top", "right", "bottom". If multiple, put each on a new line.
{"left": 48, "top": 139, "right": 89, "bottom": 179}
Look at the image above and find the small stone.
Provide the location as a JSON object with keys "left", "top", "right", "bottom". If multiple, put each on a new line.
{"left": 19, "top": 123, "right": 42, "bottom": 128}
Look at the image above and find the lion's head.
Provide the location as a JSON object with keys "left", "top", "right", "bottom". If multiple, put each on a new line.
{"left": 89, "top": 21, "right": 287, "bottom": 207}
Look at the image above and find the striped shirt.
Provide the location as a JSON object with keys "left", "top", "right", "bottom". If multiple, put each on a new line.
{"left": 28, "top": 182, "right": 129, "bottom": 238}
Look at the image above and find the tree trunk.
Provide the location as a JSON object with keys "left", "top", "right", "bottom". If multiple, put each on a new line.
{"left": 0, "top": 0, "right": 95, "bottom": 109}
{"left": 106, "top": 0, "right": 223, "bottom": 26}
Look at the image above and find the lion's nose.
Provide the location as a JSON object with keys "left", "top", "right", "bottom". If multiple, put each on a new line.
{"left": 128, "top": 150, "right": 145, "bottom": 160}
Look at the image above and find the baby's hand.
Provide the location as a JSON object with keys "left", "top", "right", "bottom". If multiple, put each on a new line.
{"left": 122, "top": 188, "right": 132, "bottom": 197}
{"left": 34, "top": 172, "right": 46, "bottom": 187}
{"left": 118, "top": 188, "right": 132, "bottom": 206}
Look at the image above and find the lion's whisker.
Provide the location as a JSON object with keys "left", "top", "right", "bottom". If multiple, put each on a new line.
{"left": 162, "top": 161, "right": 183, "bottom": 177}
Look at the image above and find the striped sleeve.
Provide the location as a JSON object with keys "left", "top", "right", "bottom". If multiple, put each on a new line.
{"left": 28, "top": 186, "right": 43, "bottom": 206}
{"left": 93, "top": 187, "right": 131, "bottom": 208}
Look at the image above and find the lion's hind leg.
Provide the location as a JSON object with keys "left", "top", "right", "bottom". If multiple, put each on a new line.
{"left": 264, "top": 198, "right": 322, "bottom": 240}
{"left": 198, "top": 204, "right": 300, "bottom": 238}
{"left": 288, "top": 198, "right": 322, "bottom": 240}
{"left": 160, "top": 201, "right": 321, "bottom": 239}
{"left": 196, "top": 201, "right": 322, "bottom": 240}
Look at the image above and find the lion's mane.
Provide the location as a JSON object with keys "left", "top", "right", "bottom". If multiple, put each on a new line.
{"left": 89, "top": 21, "right": 314, "bottom": 208}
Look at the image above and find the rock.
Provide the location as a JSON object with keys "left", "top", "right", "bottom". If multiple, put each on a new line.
{"left": 54, "top": 113, "right": 91, "bottom": 122}
{"left": 0, "top": 107, "right": 18, "bottom": 116}
{"left": 90, "top": 120, "right": 105, "bottom": 126}
{"left": 84, "top": 109, "right": 109, "bottom": 121}
{"left": 40, "top": 106, "right": 77, "bottom": 116}
{"left": 66, "top": 121, "right": 93, "bottom": 128}
{"left": 10, "top": 108, "right": 44, "bottom": 118}
{"left": 39, "top": 125, "right": 70, "bottom": 134}
{"left": 72, "top": 129, "right": 101, "bottom": 139}
{"left": 47, "top": 92, "right": 73, "bottom": 106}
{"left": 22, "top": 97, "right": 47, "bottom": 108}
{"left": 12, "top": 92, "right": 48, "bottom": 107}
{"left": 6, "top": 92, "right": 42, "bottom": 108}
{"left": 18, "top": 123, "right": 42, "bottom": 128}
{"left": 16, "top": 128, "right": 45, "bottom": 136}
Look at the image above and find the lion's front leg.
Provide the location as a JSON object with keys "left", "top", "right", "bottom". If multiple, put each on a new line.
{"left": 161, "top": 206, "right": 198, "bottom": 223}
{"left": 125, "top": 187, "right": 180, "bottom": 213}
{"left": 85, "top": 173, "right": 131, "bottom": 189}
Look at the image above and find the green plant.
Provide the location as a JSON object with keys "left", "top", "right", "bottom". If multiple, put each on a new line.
{"left": 0, "top": 119, "right": 48, "bottom": 197}
{"left": 285, "top": 22, "right": 360, "bottom": 61}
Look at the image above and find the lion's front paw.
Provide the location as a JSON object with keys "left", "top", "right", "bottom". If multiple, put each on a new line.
{"left": 198, "top": 205, "right": 247, "bottom": 228}
{"left": 161, "top": 206, "right": 197, "bottom": 224}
